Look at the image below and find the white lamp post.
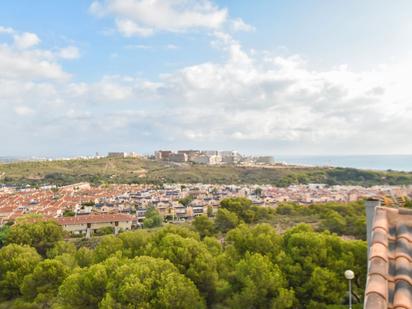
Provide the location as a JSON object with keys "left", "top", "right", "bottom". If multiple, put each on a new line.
{"left": 344, "top": 270, "right": 355, "bottom": 309}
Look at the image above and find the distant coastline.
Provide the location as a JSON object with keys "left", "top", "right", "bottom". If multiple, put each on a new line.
{"left": 276, "top": 155, "right": 412, "bottom": 172}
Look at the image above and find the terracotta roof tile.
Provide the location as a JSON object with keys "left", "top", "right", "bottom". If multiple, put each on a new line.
{"left": 56, "top": 213, "right": 135, "bottom": 225}
{"left": 365, "top": 206, "right": 412, "bottom": 309}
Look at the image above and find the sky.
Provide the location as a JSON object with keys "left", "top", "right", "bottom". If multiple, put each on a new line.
{"left": 1, "top": 0, "right": 412, "bottom": 157}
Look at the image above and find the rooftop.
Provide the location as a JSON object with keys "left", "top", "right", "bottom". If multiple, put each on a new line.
{"left": 56, "top": 213, "right": 135, "bottom": 225}
{"left": 365, "top": 206, "right": 412, "bottom": 309}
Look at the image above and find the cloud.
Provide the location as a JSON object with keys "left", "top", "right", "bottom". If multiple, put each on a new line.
{"left": 0, "top": 45, "right": 70, "bottom": 81}
{"left": 0, "top": 26, "right": 14, "bottom": 34}
{"left": 115, "top": 18, "right": 154, "bottom": 37}
{"left": 2, "top": 27, "right": 412, "bottom": 155}
{"left": 58, "top": 46, "right": 80, "bottom": 59}
{"left": 165, "top": 44, "right": 178, "bottom": 50}
{"left": 15, "top": 106, "right": 34, "bottom": 116}
{"left": 88, "top": 33, "right": 409, "bottom": 154}
{"left": 124, "top": 44, "right": 152, "bottom": 49}
{"left": 90, "top": 0, "right": 228, "bottom": 36}
{"left": 0, "top": 29, "right": 77, "bottom": 82}
{"left": 230, "top": 18, "right": 255, "bottom": 32}
{"left": 14, "top": 32, "right": 40, "bottom": 49}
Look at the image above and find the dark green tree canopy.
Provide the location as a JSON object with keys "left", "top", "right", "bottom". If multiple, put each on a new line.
{"left": 6, "top": 221, "right": 64, "bottom": 256}
{"left": 143, "top": 206, "right": 163, "bottom": 228}
{"left": 0, "top": 198, "right": 367, "bottom": 309}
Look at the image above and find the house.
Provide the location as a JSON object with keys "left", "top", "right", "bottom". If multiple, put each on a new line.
{"left": 192, "top": 155, "right": 222, "bottom": 165}
{"left": 364, "top": 199, "right": 412, "bottom": 308}
{"left": 136, "top": 208, "right": 147, "bottom": 222}
{"left": 168, "top": 153, "right": 188, "bottom": 163}
{"left": 155, "top": 150, "right": 172, "bottom": 160}
{"left": 56, "top": 213, "right": 136, "bottom": 237}
{"left": 74, "top": 204, "right": 93, "bottom": 215}
{"left": 108, "top": 152, "right": 126, "bottom": 158}
{"left": 177, "top": 150, "right": 200, "bottom": 161}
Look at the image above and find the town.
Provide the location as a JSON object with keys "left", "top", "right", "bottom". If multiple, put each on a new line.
{"left": 21, "top": 150, "right": 277, "bottom": 166}
{"left": 1, "top": 181, "right": 411, "bottom": 237}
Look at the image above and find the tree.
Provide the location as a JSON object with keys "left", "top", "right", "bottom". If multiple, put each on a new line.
{"left": 148, "top": 233, "right": 218, "bottom": 303}
{"left": 303, "top": 267, "right": 344, "bottom": 306}
{"left": 320, "top": 210, "right": 347, "bottom": 234}
{"left": 405, "top": 198, "right": 412, "bottom": 208}
{"left": 193, "top": 216, "right": 215, "bottom": 238}
{"left": 62, "top": 210, "right": 75, "bottom": 217}
{"left": 118, "top": 230, "right": 150, "bottom": 258}
{"left": 225, "top": 253, "right": 295, "bottom": 309}
{"left": 6, "top": 221, "right": 64, "bottom": 256}
{"left": 0, "top": 225, "right": 11, "bottom": 248}
{"left": 75, "top": 247, "right": 95, "bottom": 268}
{"left": 281, "top": 224, "right": 364, "bottom": 307}
{"left": 202, "top": 236, "right": 222, "bottom": 257}
{"left": 220, "top": 197, "right": 254, "bottom": 223}
{"left": 179, "top": 195, "right": 195, "bottom": 207}
{"left": 214, "top": 209, "right": 239, "bottom": 233}
{"left": 0, "top": 299, "right": 41, "bottom": 309}
{"left": 225, "top": 224, "right": 282, "bottom": 260}
{"left": 21, "top": 259, "right": 70, "bottom": 304}
{"left": 93, "top": 226, "right": 114, "bottom": 236}
{"left": 254, "top": 187, "right": 263, "bottom": 197}
{"left": 94, "top": 235, "right": 123, "bottom": 262}
{"left": 101, "top": 256, "right": 205, "bottom": 309}
{"left": 46, "top": 240, "right": 76, "bottom": 259}
{"left": 143, "top": 206, "right": 163, "bottom": 228}
{"left": 0, "top": 244, "right": 41, "bottom": 300}
{"left": 150, "top": 225, "right": 200, "bottom": 242}
{"left": 58, "top": 263, "right": 108, "bottom": 309}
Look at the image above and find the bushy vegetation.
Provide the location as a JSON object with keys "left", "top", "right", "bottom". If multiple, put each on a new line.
{"left": 0, "top": 198, "right": 366, "bottom": 308}
{"left": 275, "top": 201, "right": 366, "bottom": 239}
{"left": 143, "top": 206, "right": 163, "bottom": 228}
{"left": 1, "top": 157, "right": 411, "bottom": 187}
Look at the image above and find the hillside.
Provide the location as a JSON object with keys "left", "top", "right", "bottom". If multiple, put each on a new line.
{"left": 1, "top": 157, "right": 412, "bottom": 187}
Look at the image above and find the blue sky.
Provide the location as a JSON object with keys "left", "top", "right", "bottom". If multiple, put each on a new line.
{"left": 1, "top": 0, "right": 412, "bottom": 157}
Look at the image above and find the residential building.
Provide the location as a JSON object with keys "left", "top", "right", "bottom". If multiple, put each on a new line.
{"left": 168, "top": 153, "right": 188, "bottom": 163}
{"left": 108, "top": 152, "right": 126, "bottom": 158}
{"left": 56, "top": 213, "right": 135, "bottom": 236}
{"left": 155, "top": 150, "right": 172, "bottom": 160}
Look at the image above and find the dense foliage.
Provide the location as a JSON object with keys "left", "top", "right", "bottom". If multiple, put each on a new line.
{"left": 1, "top": 157, "right": 411, "bottom": 187}
{"left": 275, "top": 201, "right": 366, "bottom": 239}
{"left": 0, "top": 198, "right": 367, "bottom": 308}
{"left": 143, "top": 206, "right": 163, "bottom": 228}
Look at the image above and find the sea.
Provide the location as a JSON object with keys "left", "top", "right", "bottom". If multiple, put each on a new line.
{"left": 275, "top": 155, "right": 412, "bottom": 172}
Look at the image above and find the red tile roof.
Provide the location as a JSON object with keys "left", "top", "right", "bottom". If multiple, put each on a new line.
{"left": 56, "top": 213, "right": 135, "bottom": 225}
{"left": 365, "top": 206, "right": 412, "bottom": 309}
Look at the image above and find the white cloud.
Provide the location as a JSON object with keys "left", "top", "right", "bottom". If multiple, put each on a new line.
{"left": 90, "top": 0, "right": 228, "bottom": 36}
{"left": 14, "top": 32, "right": 40, "bottom": 49}
{"left": 165, "top": 44, "right": 178, "bottom": 50}
{"left": 124, "top": 44, "right": 152, "bottom": 49}
{"left": 0, "top": 45, "right": 70, "bottom": 81}
{"left": 230, "top": 18, "right": 255, "bottom": 32}
{"left": 58, "top": 46, "right": 80, "bottom": 59}
{"left": 0, "top": 29, "right": 76, "bottom": 82}
{"left": 117, "top": 33, "right": 411, "bottom": 154}
{"left": 15, "top": 106, "right": 34, "bottom": 116}
{"left": 0, "top": 26, "right": 14, "bottom": 34}
{"left": 115, "top": 18, "right": 154, "bottom": 37}
{"left": 2, "top": 27, "right": 412, "bottom": 155}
